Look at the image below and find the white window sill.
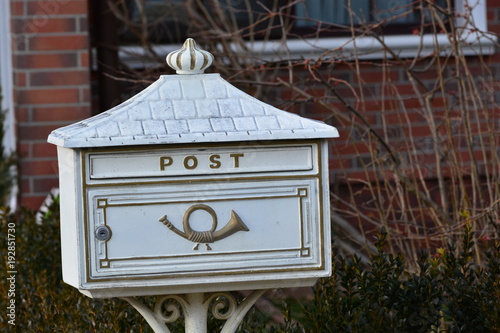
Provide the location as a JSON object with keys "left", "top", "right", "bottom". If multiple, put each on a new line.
{"left": 255, "top": 33, "right": 497, "bottom": 60}
{"left": 118, "top": 32, "right": 497, "bottom": 69}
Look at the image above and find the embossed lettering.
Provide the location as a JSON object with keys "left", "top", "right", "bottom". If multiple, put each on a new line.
{"left": 160, "top": 156, "right": 173, "bottom": 170}
{"left": 230, "top": 153, "right": 244, "bottom": 168}
{"left": 160, "top": 153, "right": 244, "bottom": 171}
{"left": 183, "top": 156, "right": 198, "bottom": 169}
{"left": 209, "top": 154, "right": 221, "bottom": 169}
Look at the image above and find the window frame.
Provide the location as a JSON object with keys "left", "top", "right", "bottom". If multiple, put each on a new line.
{"left": 118, "top": 0, "right": 496, "bottom": 68}
{"left": 0, "top": 1, "right": 16, "bottom": 156}
{"left": 0, "top": 0, "right": 18, "bottom": 210}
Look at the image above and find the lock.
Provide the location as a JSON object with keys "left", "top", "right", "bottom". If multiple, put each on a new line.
{"left": 95, "top": 225, "right": 111, "bottom": 241}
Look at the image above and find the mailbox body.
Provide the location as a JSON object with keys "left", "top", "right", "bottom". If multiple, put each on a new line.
{"left": 50, "top": 72, "right": 338, "bottom": 298}
{"left": 58, "top": 139, "right": 331, "bottom": 297}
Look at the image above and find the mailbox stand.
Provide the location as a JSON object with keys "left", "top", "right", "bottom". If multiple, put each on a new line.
{"left": 48, "top": 39, "right": 339, "bottom": 332}
{"left": 121, "top": 290, "right": 265, "bottom": 333}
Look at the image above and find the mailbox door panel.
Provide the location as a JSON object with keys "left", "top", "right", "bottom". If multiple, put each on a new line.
{"left": 84, "top": 179, "right": 326, "bottom": 284}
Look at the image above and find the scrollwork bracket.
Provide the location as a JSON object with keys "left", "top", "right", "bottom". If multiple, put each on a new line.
{"left": 121, "top": 290, "right": 267, "bottom": 333}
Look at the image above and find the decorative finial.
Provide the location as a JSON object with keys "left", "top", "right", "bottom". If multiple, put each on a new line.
{"left": 166, "top": 38, "right": 214, "bottom": 74}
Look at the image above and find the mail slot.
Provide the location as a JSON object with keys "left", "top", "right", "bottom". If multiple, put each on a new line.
{"left": 48, "top": 40, "right": 339, "bottom": 298}
{"left": 88, "top": 144, "right": 314, "bottom": 180}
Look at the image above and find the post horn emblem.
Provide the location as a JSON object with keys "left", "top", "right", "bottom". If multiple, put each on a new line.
{"left": 159, "top": 204, "right": 249, "bottom": 250}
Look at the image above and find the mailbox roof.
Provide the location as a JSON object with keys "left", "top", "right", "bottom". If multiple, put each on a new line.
{"left": 48, "top": 73, "right": 339, "bottom": 148}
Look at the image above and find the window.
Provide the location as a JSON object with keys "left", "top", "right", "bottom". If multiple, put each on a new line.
{"left": 294, "top": 0, "right": 450, "bottom": 36}
{"left": 120, "top": 0, "right": 449, "bottom": 42}
{"left": 114, "top": 0, "right": 494, "bottom": 67}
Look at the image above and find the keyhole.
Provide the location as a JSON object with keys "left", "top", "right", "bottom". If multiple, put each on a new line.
{"left": 95, "top": 226, "right": 111, "bottom": 241}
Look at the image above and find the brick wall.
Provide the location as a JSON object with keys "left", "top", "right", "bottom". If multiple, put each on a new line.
{"left": 11, "top": 0, "right": 91, "bottom": 209}
{"left": 8, "top": 1, "right": 499, "bottom": 210}
{"left": 275, "top": 15, "right": 500, "bottom": 184}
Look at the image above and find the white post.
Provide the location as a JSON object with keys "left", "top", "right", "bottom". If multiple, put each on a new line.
{"left": 184, "top": 293, "right": 208, "bottom": 333}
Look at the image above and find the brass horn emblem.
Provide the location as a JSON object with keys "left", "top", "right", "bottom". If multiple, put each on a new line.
{"left": 159, "top": 204, "right": 249, "bottom": 250}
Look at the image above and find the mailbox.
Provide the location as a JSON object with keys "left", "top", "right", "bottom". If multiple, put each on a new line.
{"left": 48, "top": 39, "right": 339, "bottom": 298}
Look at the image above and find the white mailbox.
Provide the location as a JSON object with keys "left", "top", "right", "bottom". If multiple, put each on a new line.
{"left": 48, "top": 39, "right": 339, "bottom": 298}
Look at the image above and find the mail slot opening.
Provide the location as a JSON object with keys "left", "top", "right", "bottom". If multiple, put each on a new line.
{"left": 87, "top": 143, "right": 316, "bottom": 181}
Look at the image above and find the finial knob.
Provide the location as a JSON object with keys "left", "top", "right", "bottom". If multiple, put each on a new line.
{"left": 166, "top": 38, "right": 214, "bottom": 74}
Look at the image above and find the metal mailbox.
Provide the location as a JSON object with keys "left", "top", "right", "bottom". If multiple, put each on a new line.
{"left": 48, "top": 39, "right": 339, "bottom": 298}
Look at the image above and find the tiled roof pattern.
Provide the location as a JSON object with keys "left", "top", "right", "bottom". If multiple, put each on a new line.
{"left": 48, "top": 73, "right": 339, "bottom": 148}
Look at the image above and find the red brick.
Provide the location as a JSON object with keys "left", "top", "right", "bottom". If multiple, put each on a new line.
{"left": 15, "top": 53, "right": 78, "bottom": 69}
{"left": 488, "top": 24, "right": 500, "bottom": 35}
{"left": 329, "top": 158, "right": 352, "bottom": 169}
{"left": 487, "top": 9, "right": 495, "bottom": 21}
{"left": 374, "top": 126, "right": 403, "bottom": 140}
{"left": 360, "top": 70, "right": 400, "bottom": 83}
{"left": 21, "top": 160, "right": 59, "bottom": 176}
{"left": 395, "top": 84, "right": 421, "bottom": 96}
{"left": 17, "top": 88, "right": 80, "bottom": 104}
{"left": 333, "top": 142, "right": 376, "bottom": 155}
{"left": 490, "top": 1, "right": 500, "bottom": 8}
{"left": 304, "top": 88, "right": 326, "bottom": 98}
{"left": 33, "top": 177, "right": 59, "bottom": 193}
{"left": 333, "top": 112, "right": 378, "bottom": 128}
{"left": 12, "top": 35, "right": 27, "bottom": 51}
{"left": 79, "top": 16, "right": 88, "bottom": 32}
{"left": 364, "top": 99, "right": 404, "bottom": 112}
{"left": 32, "top": 143, "right": 58, "bottom": 158}
{"left": 405, "top": 125, "right": 433, "bottom": 137}
{"left": 32, "top": 105, "right": 90, "bottom": 122}
{"left": 19, "top": 178, "right": 31, "bottom": 194}
{"left": 10, "top": 1, "right": 25, "bottom": 16}
{"left": 430, "top": 96, "right": 445, "bottom": 109}
{"left": 18, "top": 124, "right": 62, "bottom": 141}
{"left": 336, "top": 170, "right": 380, "bottom": 183}
{"left": 300, "top": 102, "right": 333, "bottom": 121}
{"left": 402, "top": 97, "right": 424, "bottom": 109}
{"left": 413, "top": 69, "right": 439, "bottom": 81}
{"left": 29, "top": 34, "right": 88, "bottom": 51}
{"left": 18, "top": 143, "right": 31, "bottom": 157}
{"left": 470, "top": 121, "right": 494, "bottom": 134}
{"left": 27, "top": 0, "right": 88, "bottom": 16}
{"left": 80, "top": 50, "right": 89, "bottom": 67}
{"left": 20, "top": 195, "right": 46, "bottom": 210}
{"left": 30, "top": 70, "right": 89, "bottom": 86}
{"left": 15, "top": 107, "right": 29, "bottom": 122}
{"left": 384, "top": 110, "right": 426, "bottom": 125}
{"left": 81, "top": 86, "right": 90, "bottom": 102}
{"left": 13, "top": 17, "right": 76, "bottom": 34}
{"left": 14, "top": 72, "right": 27, "bottom": 87}
{"left": 414, "top": 153, "right": 438, "bottom": 166}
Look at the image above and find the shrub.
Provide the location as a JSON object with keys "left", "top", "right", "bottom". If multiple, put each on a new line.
{"left": 1, "top": 200, "right": 498, "bottom": 332}
{"left": 0, "top": 203, "right": 156, "bottom": 332}
{"left": 0, "top": 90, "right": 17, "bottom": 205}
{"left": 300, "top": 226, "right": 500, "bottom": 332}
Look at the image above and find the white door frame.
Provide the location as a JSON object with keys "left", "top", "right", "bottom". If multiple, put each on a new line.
{"left": 0, "top": 0, "right": 18, "bottom": 210}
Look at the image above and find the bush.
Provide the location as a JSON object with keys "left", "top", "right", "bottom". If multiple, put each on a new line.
{"left": 0, "top": 90, "right": 17, "bottom": 205}
{"left": 300, "top": 226, "right": 500, "bottom": 332}
{"left": 0, "top": 204, "right": 155, "bottom": 332}
{"left": 0, "top": 200, "right": 498, "bottom": 332}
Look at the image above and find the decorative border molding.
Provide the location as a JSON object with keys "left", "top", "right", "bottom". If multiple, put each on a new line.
{"left": 89, "top": 183, "right": 316, "bottom": 280}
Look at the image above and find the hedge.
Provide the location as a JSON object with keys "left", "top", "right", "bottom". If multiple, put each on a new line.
{"left": 0, "top": 199, "right": 498, "bottom": 332}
